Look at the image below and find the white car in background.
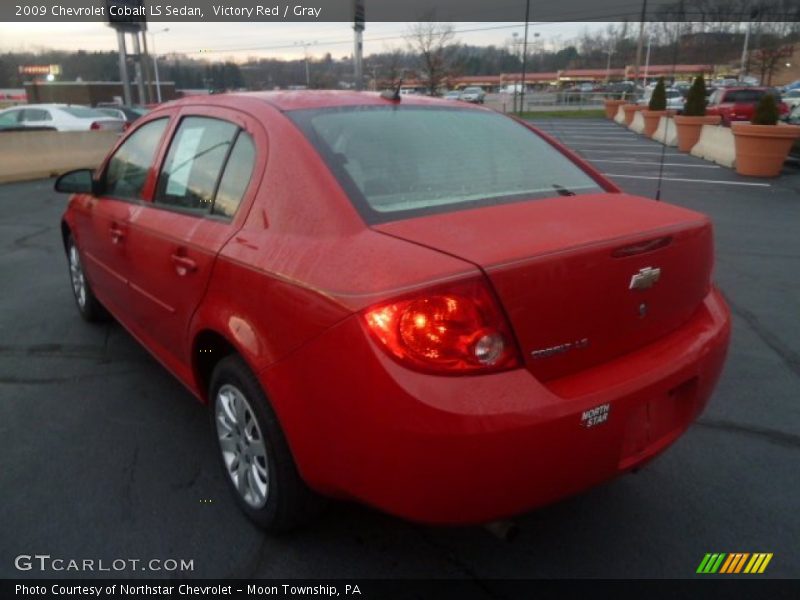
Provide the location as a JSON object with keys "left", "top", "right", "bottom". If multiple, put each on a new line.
{"left": 0, "top": 104, "right": 125, "bottom": 132}
{"left": 782, "top": 88, "right": 800, "bottom": 109}
{"left": 637, "top": 88, "right": 686, "bottom": 111}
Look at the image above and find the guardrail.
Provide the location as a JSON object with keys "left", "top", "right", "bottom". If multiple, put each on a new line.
{"left": 489, "top": 91, "right": 640, "bottom": 113}
{"left": 0, "top": 130, "right": 118, "bottom": 183}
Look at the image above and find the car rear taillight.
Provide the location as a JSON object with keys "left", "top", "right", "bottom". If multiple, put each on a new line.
{"left": 90, "top": 121, "right": 102, "bottom": 130}
{"left": 363, "top": 278, "right": 520, "bottom": 374}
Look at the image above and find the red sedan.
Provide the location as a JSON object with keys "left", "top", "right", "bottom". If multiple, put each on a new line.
{"left": 56, "top": 91, "right": 731, "bottom": 530}
{"left": 705, "top": 87, "right": 790, "bottom": 124}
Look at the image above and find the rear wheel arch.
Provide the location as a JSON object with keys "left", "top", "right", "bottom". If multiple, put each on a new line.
{"left": 60, "top": 220, "right": 72, "bottom": 254}
{"left": 191, "top": 329, "right": 241, "bottom": 403}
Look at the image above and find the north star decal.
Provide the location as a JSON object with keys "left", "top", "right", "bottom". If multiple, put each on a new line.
{"left": 581, "top": 404, "right": 610, "bottom": 428}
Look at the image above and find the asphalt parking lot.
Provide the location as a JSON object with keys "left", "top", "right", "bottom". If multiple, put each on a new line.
{"left": 1, "top": 118, "right": 799, "bottom": 581}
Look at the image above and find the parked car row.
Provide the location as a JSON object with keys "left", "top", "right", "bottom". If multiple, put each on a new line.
{"left": 441, "top": 87, "right": 486, "bottom": 104}
{"left": 632, "top": 84, "right": 791, "bottom": 123}
{"left": 0, "top": 102, "right": 149, "bottom": 132}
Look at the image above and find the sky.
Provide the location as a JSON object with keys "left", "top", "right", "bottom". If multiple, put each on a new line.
{"left": 0, "top": 21, "right": 608, "bottom": 61}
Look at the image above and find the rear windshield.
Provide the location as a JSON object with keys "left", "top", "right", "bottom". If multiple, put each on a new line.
{"left": 289, "top": 106, "right": 604, "bottom": 223}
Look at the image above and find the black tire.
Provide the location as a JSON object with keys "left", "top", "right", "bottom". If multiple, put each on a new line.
{"left": 209, "top": 355, "right": 324, "bottom": 531}
{"left": 65, "top": 233, "right": 108, "bottom": 322}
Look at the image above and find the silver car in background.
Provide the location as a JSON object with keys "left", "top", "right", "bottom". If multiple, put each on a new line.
{"left": 460, "top": 86, "right": 486, "bottom": 104}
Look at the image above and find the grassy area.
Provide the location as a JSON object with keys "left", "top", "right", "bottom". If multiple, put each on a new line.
{"left": 518, "top": 109, "right": 605, "bottom": 119}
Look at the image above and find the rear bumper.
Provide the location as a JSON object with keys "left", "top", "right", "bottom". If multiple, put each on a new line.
{"left": 262, "top": 287, "right": 730, "bottom": 524}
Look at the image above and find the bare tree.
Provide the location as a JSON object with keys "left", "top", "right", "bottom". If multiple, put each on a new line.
{"left": 381, "top": 46, "right": 406, "bottom": 90}
{"left": 406, "top": 21, "right": 457, "bottom": 95}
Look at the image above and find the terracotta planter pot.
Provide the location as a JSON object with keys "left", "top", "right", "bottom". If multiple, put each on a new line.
{"left": 603, "top": 99, "right": 626, "bottom": 119}
{"left": 731, "top": 122, "right": 800, "bottom": 177}
{"left": 642, "top": 110, "right": 668, "bottom": 137}
{"left": 674, "top": 115, "right": 722, "bottom": 151}
{"left": 621, "top": 104, "right": 645, "bottom": 126}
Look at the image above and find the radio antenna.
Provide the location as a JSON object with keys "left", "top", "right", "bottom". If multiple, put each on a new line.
{"left": 655, "top": 3, "right": 684, "bottom": 202}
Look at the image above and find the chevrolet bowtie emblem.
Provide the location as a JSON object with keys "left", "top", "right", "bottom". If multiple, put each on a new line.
{"left": 629, "top": 266, "right": 661, "bottom": 291}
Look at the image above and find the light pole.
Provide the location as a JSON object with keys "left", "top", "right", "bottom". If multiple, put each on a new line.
{"left": 740, "top": 22, "right": 751, "bottom": 82}
{"left": 643, "top": 30, "right": 652, "bottom": 87}
{"left": 519, "top": 1, "right": 531, "bottom": 116}
{"left": 605, "top": 43, "right": 615, "bottom": 84}
{"left": 296, "top": 41, "right": 317, "bottom": 88}
{"left": 150, "top": 27, "right": 169, "bottom": 103}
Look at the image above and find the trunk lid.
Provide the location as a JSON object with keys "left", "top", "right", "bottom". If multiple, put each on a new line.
{"left": 374, "top": 193, "right": 713, "bottom": 381}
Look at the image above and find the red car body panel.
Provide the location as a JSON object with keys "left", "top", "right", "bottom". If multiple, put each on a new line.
{"left": 62, "top": 91, "right": 731, "bottom": 524}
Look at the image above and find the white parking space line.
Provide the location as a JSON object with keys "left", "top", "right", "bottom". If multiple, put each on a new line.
{"left": 556, "top": 137, "right": 645, "bottom": 142}
{"left": 565, "top": 143, "right": 665, "bottom": 148}
{"left": 577, "top": 149, "right": 684, "bottom": 156}
{"left": 536, "top": 129, "right": 638, "bottom": 137}
{"left": 603, "top": 174, "right": 771, "bottom": 187}
{"left": 589, "top": 159, "right": 720, "bottom": 168}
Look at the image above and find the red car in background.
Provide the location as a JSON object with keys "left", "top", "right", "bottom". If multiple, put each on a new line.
{"left": 55, "top": 91, "right": 730, "bottom": 530}
{"left": 705, "top": 86, "right": 790, "bottom": 124}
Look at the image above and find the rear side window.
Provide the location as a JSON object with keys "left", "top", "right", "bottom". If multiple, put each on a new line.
{"left": 155, "top": 117, "right": 238, "bottom": 213}
{"left": 105, "top": 118, "right": 168, "bottom": 200}
{"left": 61, "top": 107, "right": 106, "bottom": 119}
{"left": 289, "top": 106, "right": 604, "bottom": 223}
{"left": 22, "top": 109, "right": 51, "bottom": 121}
{"left": 213, "top": 132, "right": 256, "bottom": 219}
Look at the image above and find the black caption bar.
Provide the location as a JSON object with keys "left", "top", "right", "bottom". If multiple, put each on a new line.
{"left": 2, "top": 0, "right": 800, "bottom": 23}
{"left": 3, "top": 579, "right": 800, "bottom": 600}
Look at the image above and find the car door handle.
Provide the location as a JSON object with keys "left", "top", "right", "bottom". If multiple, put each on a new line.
{"left": 171, "top": 254, "right": 197, "bottom": 275}
{"left": 109, "top": 225, "right": 125, "bottom": 244}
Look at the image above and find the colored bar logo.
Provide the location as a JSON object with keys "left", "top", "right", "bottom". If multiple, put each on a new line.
{"left": 697, "top": 553, "right": 773, "bottom": 574}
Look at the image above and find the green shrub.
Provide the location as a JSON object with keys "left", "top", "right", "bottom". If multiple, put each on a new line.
{"left": 648, "top": 78, "right": 667, "bottom": 111}
{"left": 752, "top": 94, "right": 780, "bottom": 125}
{"left": 683, "top": 76, "right": 707, "bottom": 117}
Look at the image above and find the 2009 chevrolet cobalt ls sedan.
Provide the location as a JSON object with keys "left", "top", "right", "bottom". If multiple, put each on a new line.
{"left": 56, "top": 91, "right": 731, "bottom": 531}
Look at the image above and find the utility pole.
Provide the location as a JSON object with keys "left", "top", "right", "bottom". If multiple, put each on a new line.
{"left": 116, "top": 30, "right": 132, "bottom": 105}
{"left": 519, "top": 0, "right": 531, "bottom": 115}
{"left": 139, "top": 27, "right": 152, "bottom": 104}
{"left": 632, "top": 0, "right": 648, "bottom": 94}
{"left": 353, "top": 0, "right": 365, "bottom": 90}
{"left": 150, "top": 27, "right": 169, "bottom": 103}
{"left": 130, "top": 32, "right": 146, "bottom": 104}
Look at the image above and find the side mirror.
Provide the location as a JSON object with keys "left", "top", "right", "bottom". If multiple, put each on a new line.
{"left": 54, "top": 169, "right": 101, "bottom": 195}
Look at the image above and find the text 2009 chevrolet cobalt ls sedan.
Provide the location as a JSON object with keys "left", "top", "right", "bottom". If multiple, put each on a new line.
{"left": 56, "top": 91, "right": 730, "bottom": 530}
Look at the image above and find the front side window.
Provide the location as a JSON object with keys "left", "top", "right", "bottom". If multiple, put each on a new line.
{"left": 155, "top": 117, "right": 238, "bottom": 213}
{"left": 0, "top": 110, "right": 22, "bottom": 126}
{"left": 105, "top": 118, "right": 168, "bottom": 200}
{"left": 289, "top": 106, "right": 604, "bottom": 223}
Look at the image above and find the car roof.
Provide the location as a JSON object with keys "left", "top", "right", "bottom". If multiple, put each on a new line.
{"left": 720, "top": 87, "right": 772, "bottom": 92}
{"left": 161, "top": 90, "right": 483, "bottom": 112}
